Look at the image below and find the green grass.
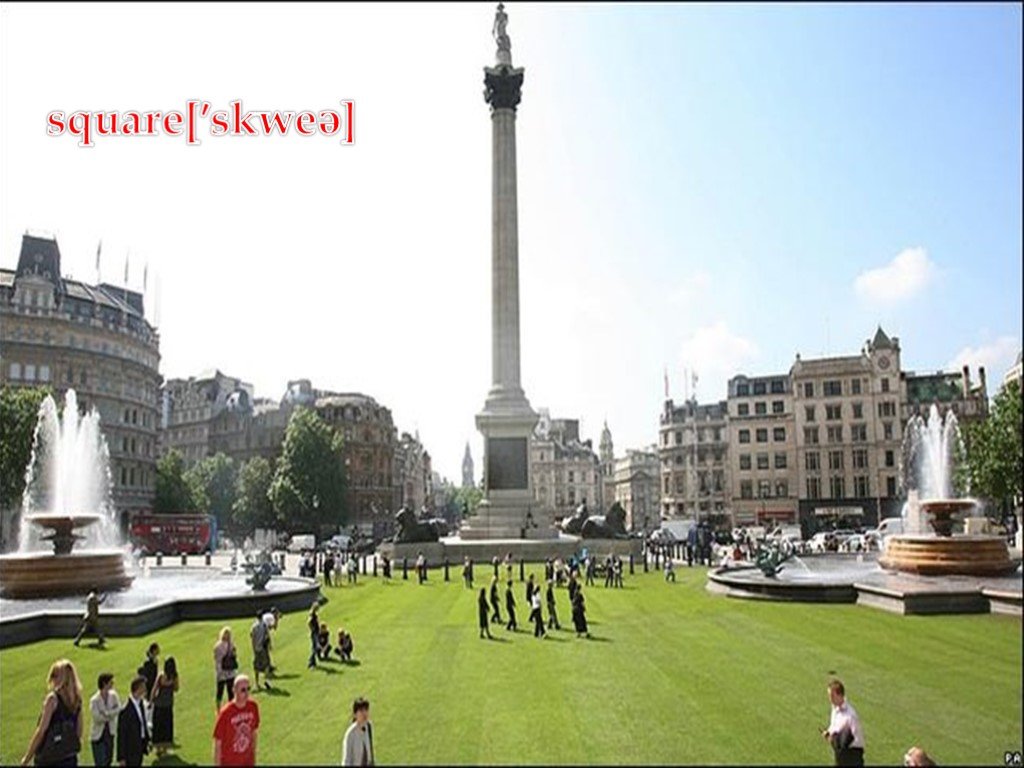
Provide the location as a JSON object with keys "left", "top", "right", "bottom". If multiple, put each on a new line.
{"left": 1, "top": 567, "right": 1020, "bottom": 765}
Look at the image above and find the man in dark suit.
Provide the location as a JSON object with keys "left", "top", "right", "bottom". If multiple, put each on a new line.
{"left": 504, "top": 580, "right": 517, "bottom": 631}
{"left": 117, "top": 676, "right": 150, "bottom": 767}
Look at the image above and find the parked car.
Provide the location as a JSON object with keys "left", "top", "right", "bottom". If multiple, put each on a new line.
{"left": 809, "top": 532, "right": 837, "bottom": 553}
{"left": 842, "top": 534, "right": 867, "bottom": 553}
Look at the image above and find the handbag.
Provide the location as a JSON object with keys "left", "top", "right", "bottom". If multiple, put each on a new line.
{"left": 221, "top": 648, "right": 239, "bottom": 672}
{"left": 35, "top": 704, "right": 80, "bottom": 766}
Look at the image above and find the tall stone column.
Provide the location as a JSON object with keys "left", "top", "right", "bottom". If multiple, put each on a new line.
{"left": 462, "top": 4, "right": 555, "bottom": 541}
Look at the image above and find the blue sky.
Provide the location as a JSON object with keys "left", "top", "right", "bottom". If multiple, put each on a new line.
{"left": 2, "top": 3, "right": 1021, "bottom": 480}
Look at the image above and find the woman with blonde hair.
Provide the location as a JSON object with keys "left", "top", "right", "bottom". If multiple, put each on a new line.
{"left": 213, "top": 626, "right": 238, "bottom": 708}
{"left": 21, "top": 659, "right": 84, "bottom": 766}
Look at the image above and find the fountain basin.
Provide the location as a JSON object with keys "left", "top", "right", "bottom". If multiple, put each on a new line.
{"left": 0, "top": 549, "right": 133, "bottom": 599}
{"left": 879, "top": 534, "right": 1017, "bottom": 577}
{"left": 918, "top": 498, "right": 977, "bottom": 537}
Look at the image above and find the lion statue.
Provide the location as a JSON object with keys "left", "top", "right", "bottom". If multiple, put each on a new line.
{"left": 560, "top": 501, "right": 590, "bottom": 535}
{"left": 580, "top": 502, "right": 628, "bottom": 539}
{"left": 393, "top": 506, "right": 442, "bottom": 544}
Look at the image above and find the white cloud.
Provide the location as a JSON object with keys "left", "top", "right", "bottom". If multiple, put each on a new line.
{"left": 946, "top": 336, "right": 1021, "bottom": 383}
{"left": 854, "top": 247, "right": 936, "bottom": 302}
{"left": 676, "top": 322, "right": 758, "bottom": 399}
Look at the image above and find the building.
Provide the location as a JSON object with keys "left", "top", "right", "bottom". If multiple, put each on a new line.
{"left": 1, "top": 234, "right": 162, "bottom": 521}
{"left": 461, "top": 442, "right": 475, "bottom": 488}
{"left": 658, "top": 399, "right": 730, "bottom": 521}
{"left": 791, "top": 327, "right": 905, "bottom": 534}
{"left": 902, "top": 365, "right": 989, "bottom": 425}
{"left": 1003, "top": 351, "right": 1022, "bottom": 390}
{"left": 726, "top": 373, "right": 798, "bottom": 526}
{"left": 160, "top": 370, "right": 254, "bottom": 465}
{"left": 531, "top": 410, "right": 602, "bottom": 521}
{"left": 207, "top": 396, "right": 291, "bottom": 465}
{"left": 610, "top": 447, "right": 661, "bottom": 532}
{"left": 394, "top": 431, "right": 432, "bottom": 513}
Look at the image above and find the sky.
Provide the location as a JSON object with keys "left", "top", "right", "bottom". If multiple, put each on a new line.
{"left": 1, "top": 2, "right": 1021, "bottom": 483}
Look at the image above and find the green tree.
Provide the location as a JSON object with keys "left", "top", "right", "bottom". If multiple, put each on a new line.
{"left": 0, "top": 385, "right": 50, "bottom": 512}
{"left": 269, "top": 407, "right": 347, "bottom": 535}
{"left": 154, "top": 449, "right": 198, "bottom": 513}
{"left": 454, "top": 484, "right": 484, "bottom": 517}
{"left": 185, "top": 453, "right": 238, "bottom": 528}
{"left": 233, "top": 456, "right": 275, "bottom": 537}
{"left": 960, "top": 379, "right": 1023, "bottom": 515}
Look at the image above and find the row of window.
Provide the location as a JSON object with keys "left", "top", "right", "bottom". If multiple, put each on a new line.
{"left": 7, "top": 362, "right": 52, "bottom": 382}
{"left": 805, "top": 448, "right": 896, "bottom": 471}
{"left": 735, "top": 400, "right": 786, "bottom": 416}
{"left": 738, "top": 427, "right": 787, "bottom": 444}
{"left": 734, "top": 379, "right": 786, "bottom": 396}
{"left": 738, "top": 453, "right": 788, "bottom": 470}
{"left": 803, "top": 422, "right": 895, "bottom": 444}
{"left": 739, "top": 479, "right": 789, "bottom": 499}
{"left": 805, "top": 475, "right": 898, "bottom": 499}
{"left": 799, "top": 377, "right": 891, "bottom": 399}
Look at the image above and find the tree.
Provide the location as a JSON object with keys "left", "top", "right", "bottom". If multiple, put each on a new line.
{"left": 185, "top": 453, "right": 238, "bottom": 529}
{"left": 232, "top": 456, "right": 275, "bottom": 537}
{"left": 154, "top": 449, "right": 198, "bottom": 513}
{"left": 269, "top": 407, "right": 347, "bottom": 535}
{"left": 454, "top": 484, "right": 484, "bottom": 517}
{"left": 960, "top": 379, "right": 1023, "bottom": 516}
{"left": 0, "top": 385, "right": 50, "bottom": 513}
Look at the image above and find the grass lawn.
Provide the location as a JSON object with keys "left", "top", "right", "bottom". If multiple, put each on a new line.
{"left": 1, "top": 566, "right": 1020, "bottom": 765}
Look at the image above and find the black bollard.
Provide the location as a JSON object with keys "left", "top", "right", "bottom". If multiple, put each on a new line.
{"left": 181, "top": 553, "right": 188, "bottom": 566}
{"left": 361, "top": 555, "right": 366, "bottom": 575}
{"left": 372, "top": 555, "right": 378, "bottom": 577}
{"left": 629, "top": 554, "right": 635, "bottom": 575}
{"left": 402, "top": 557, "right": 409, "bottom": 580}
{"left": 444, "top": 558, "right": 450, "bottom": 582}
{"left": 156, "top": 552, "right": 163, "bottom": 566}
{"left": 643, "top": 551, "right": 649, "bottom": 573}
{"left": 519, "top": 559, "right": 525, "bottom": 582}
{"left": 205, "top": 551, "right": 212, "bottom": 566}
{"left": 655, "top": 551, "right": 661, "bottom": 570}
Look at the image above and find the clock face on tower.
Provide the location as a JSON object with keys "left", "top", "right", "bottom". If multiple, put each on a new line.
{"left": 878, "top": 356, "right": 890, "bottom": 370}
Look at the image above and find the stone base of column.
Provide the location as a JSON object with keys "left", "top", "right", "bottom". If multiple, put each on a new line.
{"left": 459, "top": 497, "right": 558, "bottom": 540}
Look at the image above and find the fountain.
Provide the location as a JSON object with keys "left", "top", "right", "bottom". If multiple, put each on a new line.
{"left": 0, "top": 391, "right": 132, "bottom": 599}
{"left": 878, "top": 405, "right": 1016, "bottom": 577}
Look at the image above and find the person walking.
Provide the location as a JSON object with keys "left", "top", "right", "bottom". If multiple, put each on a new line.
{"left": 323, "top": 552, "right": 335, "bottom": 588}
{"left": 585, "top": 556, "right": 596, "bottom": 586}
{"left": 821, "top": 679, "right": 865, "bottom": 767}
{"left": 489, "top": 577, "right": 503, "bottom": 624}
{"left": 545, "top": 579, "right": 561, "bottom": 630}
{"left": 381, "top": 554, "right": 392, "bottom": 580}
{"left": 88, "top": 673, "right": 120, "bottom": 767}
{"left": 614, "top": 555, "right": 624, "bottom": 588}
{"left": 491, "top": 555, "right": 500, "bottom": 580}
{"left": 213, "top": 674, "right": 260, "bottom": 766}
{"left": 504, "top": 580, "right": 518, "bottom": 631}
{"left": 213, "top": 627, "right": 238, "bottom": 709}
{"left": 664, "top": 555, "right": 676, "bottom": 582}
{"left": 116, "top": 676, "right": 150, "bottom": 768}
{"left": 307, "top": 601, "right": 321, "bottom": 669}
{"left": 529, "top": 588, "right": 546, "bottom": 638}
{"left": 348, "top": 556, "right": 359, "bottom": 585}
{"left": 478, "top": 588, "right": 493, "bottom": 639}
{"left": 73, "top": 590, "right": 106, "bottom": 648}
{"left": 415, "top": 552, "right": 426, "bottom": 584}
{"left": 525, "top": 573, "right": 536, "bottom": 605}
{"left": 463, "top": 556, "right": 474, "bottom": 589}
{"left": 341, "top": 697, "right": 374, "bottom": 766}
{"left": 571, "top": 587, "right": 590, "bottom": 638}
{"left": 567, "top": 573, "right": 579, "bottom": 604}
{"left": 250, "top": 613, "right": 271, "bottom": 690}
{"left": 22, "top": 659, "right": 84, "bottom": 767}
{"left": 150, "top": 657, "right": 179, "bottom": 757}
{"left": 138, "top": 643, "right": 159, "bottom": 705}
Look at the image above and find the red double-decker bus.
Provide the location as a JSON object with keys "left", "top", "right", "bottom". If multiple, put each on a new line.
{"left": 130, "top": 514, "right": 216, "bottom": 555}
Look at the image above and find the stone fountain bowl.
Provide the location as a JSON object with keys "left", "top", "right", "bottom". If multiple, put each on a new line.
{"left": 25, "top": 513, "right": 105, "bottom": 529}
{"left": 918, "top": 498, "right": 977, "bottom": 537}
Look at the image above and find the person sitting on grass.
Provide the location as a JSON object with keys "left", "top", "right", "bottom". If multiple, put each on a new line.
{"left": 317, "top": 623, "right": 332, "bottom": 660}
{"left": 334, "top": 629, "right": 355, "bottom": 662}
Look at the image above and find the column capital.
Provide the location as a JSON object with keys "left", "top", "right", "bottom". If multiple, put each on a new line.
{"left": 484, "top": 65, "right": 524, "bottom": 111}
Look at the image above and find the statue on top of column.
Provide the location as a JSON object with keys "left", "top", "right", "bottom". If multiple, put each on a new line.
{"left": 493, "top": 2, "right": 512, "bottom": 67}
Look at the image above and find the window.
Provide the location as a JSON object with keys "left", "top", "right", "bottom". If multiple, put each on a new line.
{"left": 803, "top": 382, "right": 814, "bottom": 398}
{"left": 739, "top": 454, "right": 751, "bottom": 470}
{"left": 773, "top": 427, "right": 786, "bottom": 442}
{"left": 757, "top": 453, "right": 770, "bottom": 470}
{"left": 827, "top": 426, "right": 843, "bottom": 444}
{"left": 739, "top": 429, "right": 751, "bottom": 444}
{"left": 852, "top": 402, "right": 863, "bottom": 419}
{"left": 878, "top": 401, "right": 897, "bottom": 418}
{"left": 883, "top": 422, "right": 893, "bottom": 441}
{"left": 851, "top": 379, "right": 862, "bottom": 395}
{"left": 828, "top": 450, "right": 844, "bottom": 471}
{"left": 881, "top": 378, "right": 890, "bottom": 393}
{"left": 675, "top": 431, "right": 682, "bottom": 445}
{"left": 663, "top": 477, "right": 670, "bottom": 494}
{"left": 39, "top": 365, "right": 51, "bottom": 382}
{"left": 736, "top": 383, "right": 750, "bottom": 396}
{"left": 852, "top": 449, "right": 868, "bottom": 470}
{"left": 25, "top": 364, "right": 36, "bottom": 381}
{"left": 755, "top": 402, "right": 767, "bottom": 415}
{"left": 568, "top": 470, "right": 575, "bottom": 483}
{"left": 674, "top": 475, "right": 684, "bottom": 494}
{"left": 740, "top": 481, "right": 753, "bottom": 500}
{"left": 775, "top": 480, "right": 789, "bottom": 497}
{"left": 886, "top": 476, "right": 897, "bottom": 497}
{"left": 753, "top": 381, "right": 767, "bottom": 395}
{"left": 772, "top": 400, "right": 784, "bottom": 414}
{"left": 697, "top": 429, "right": 705, "bottom": 443}
{"left": 805, "top": 406, "right": 815, "bottom": 422}
{"left": 805, "top": 452, "right": 820, "bottom": 471}
{"left": 824, "top": 380, "right": 842, "bottom": 397}
{"left": 8, "top": 362, "right": 21, "bottom": 380}
{"left": 674, "top": 454, "right": 683, "bottom": 465}
{"left": 771, "top": 379, "right": 785, "bottom": 394}
{"left": 807, "top": 476, "right": 821, "bottom": 500}
{"left": 850, "top": 424, "right": 867, "bottom": 442}
{"left": 737, "top": 403, "right": 750, "bottom": 416}
{"left": 120, "top": 467, "right": 127, "bottom": 486}
{"left": 829, "top": 476, "right": 846, "bottom": 499}
{"left": 825, "top": 404, "right": 842, "bottom": 420}
{"left": 756, "top": 428, "right": 768, "bottom": 443}
{"left": 758, "top": 480, "right": 772, "bottom": 498}
{"left": 854, "top": 476, "right": 869, "bottom": 497}
{"left": 774, "top": 453, "right": 787, "bottom": 469}
{"left": 804, "top": 427, "right": 819, "bottom": 445}
{"left": 885, "top": 450, "right": 895, "bottom": 468}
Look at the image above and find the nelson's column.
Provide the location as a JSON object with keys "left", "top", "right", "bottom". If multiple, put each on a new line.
{"left": 461, "top": 4, "right": 555, "bottom": 541}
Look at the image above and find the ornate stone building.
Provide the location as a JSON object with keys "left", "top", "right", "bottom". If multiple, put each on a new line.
{"left": 1, "top": 234, "right": 161, "bottom": 520}
{"left": 901, "top": 365, "right": 988, "bottom": 425}
{"left": 726, "top": 373, "right": 798, "bottom": 526}
{"left": 531, "top": 410, "right": 602, "bottom": 522}
{"left": 161, "top": 370, "right": 254, "bottom": 465}
{"left": 610, "top": 447, "right": 661, "bottom": 532}
{"left": 395, "top": 431, "right": 432, "bottom": 513}
{"left": 658, "top": 399, "right": 730, "bottom": 521}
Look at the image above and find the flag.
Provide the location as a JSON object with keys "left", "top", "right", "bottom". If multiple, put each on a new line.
{"left": 692, "top": 371, "right": 699, "bottom": 397}
{"left": 124, "top": 252, "right": 129, "bottom": 284}
{"left": 143, "top": 263, "right": 148, "bottom": 292}
{"left": 95, "top": 240, "right": 102, "bottom": 282}
{"left": 663, "top": 367, "right": 669, "bottom": 399}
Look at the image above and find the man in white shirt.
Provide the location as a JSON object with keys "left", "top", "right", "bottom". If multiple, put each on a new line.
{"left": 342, "top": 697, "right": 374, "bottom": 766}
{"left": 822, "top": 679, "right": 865, "bottom": 766}
{"left": 89, "top": 672, "right": 120, "bottom": 767}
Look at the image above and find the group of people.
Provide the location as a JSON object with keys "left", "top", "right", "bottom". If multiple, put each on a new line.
{"left": 306, "top": 601, "right": 357, "bottom": 666}
{"left": 477, "top": 570, "right": 591, "bottom": 640}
